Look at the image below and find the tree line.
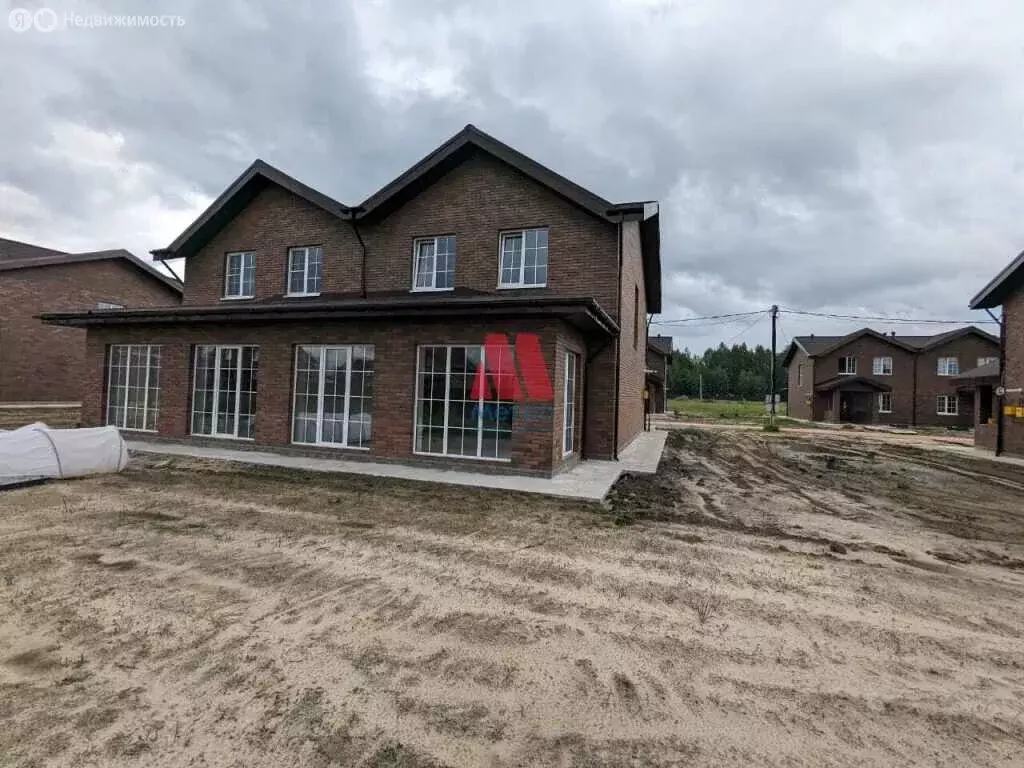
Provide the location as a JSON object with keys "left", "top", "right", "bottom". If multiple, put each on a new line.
{"left": 667, "top": 343, "right": 787, "bottom": 402}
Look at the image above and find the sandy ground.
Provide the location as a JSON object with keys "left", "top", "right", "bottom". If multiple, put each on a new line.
{"left": 1, "top": 430, "right": 1023, "bottom": 767}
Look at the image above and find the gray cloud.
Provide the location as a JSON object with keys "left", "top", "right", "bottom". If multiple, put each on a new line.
{"left": 1, "top": 0, "right": 1018, "bottom": 351}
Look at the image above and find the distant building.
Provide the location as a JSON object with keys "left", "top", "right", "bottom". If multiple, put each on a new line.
{"left": 782, "top": 327, "right": 998, "bottom": 427}
{"left": 646, "top": 335, "right": 672, "bottom": 414}
{"left": 0, "top": 239, "right": 182, "bottom": 403}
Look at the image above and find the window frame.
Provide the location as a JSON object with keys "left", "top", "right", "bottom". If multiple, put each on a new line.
{"left": 411, "top": 235, "right": 456, "bottom": 292}
{"left": 286, "top": 245, "right": 323, "bottom": 297}
{"left": 190, "top": 344, "right": 259, "bottom": 440}
{"left": 936, "top": 357, "right": 959, "bottom": 377}
{"left": 223, "top": 251, "right": 255, "bottom": 299}
{"left": 838, "top": 356, "right": 857, "bottom": 376}
{"left": 106, "top": 344, "right": 161, "bottom": 432}
{"left": 936, "top": 394, "right": 960, "bottom": 416}
{"left": 872, "top": 356, "right": 893, "bottom": 376}
{"left": 497, "top": 228, "right": 549, "bottom": 289}
{"left": 563, "top": 352, "right": 579, "bottom": 457}
{"left": 291, "top": 344, "right": 374, "bottom": 449}
{"left": 877, "top": 392, "right": 893, "bottom": 414}
{"left": 413, "top": 344, "right": 514, "bottom": 462}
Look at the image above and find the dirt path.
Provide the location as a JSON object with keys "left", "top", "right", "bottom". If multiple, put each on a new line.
{"left": 1, "top": 435, "right": 1023, "bottom": 766}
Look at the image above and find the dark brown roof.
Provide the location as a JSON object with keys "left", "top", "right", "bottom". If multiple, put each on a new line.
{"left": 953, "top": 361, "right": 1000, "bottom": 381}
{"left": 38, "top": 294, "right": 618, "bottom": 336}
{"left": 647, "top": 335, "right": 672, "bottom": 356}
{"left": 0, "top": 236, "right": 67, "bottom": 262}
{"left": 970, "top": 249, "right": 1024, "bottom": 310}
{"left": 151, "top": 124, "right": 662, "bottom": 313}
{"left": 0, "top": 241, "right": 182, "bottom": 294}
{"left": 815, "top": 375, "right": 893, "bottom": 393}
{"left": 784, "top": 326, "right": 998, "bottom": 366}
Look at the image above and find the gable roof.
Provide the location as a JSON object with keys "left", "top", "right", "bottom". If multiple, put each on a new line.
{"left": 151, "top": 124, "right": 662, "bottom": 312}
{"left": 969, "top": 250, "right": 1024, "bottom": 310}
{"left": 0, "top": 236, "right": 67, "bottom": 262}
{"left": 151, "top": 159, "right": 351, "bottom": 261}
{"left": 0, "top": 240, "right": 182, "bottom": 294}
{"left": 782, "top": 326, "right": 998, "bottom": 367}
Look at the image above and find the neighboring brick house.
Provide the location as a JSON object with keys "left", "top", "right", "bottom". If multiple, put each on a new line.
{"left": 41, "top": 125, "right": 661, "bottom": 476}
{"left": 646, "top": 335, "right": 672, "bottom": 414}
{"left": 967, "top": 250, "right": 1024, "bottom": 456}
{"left": 0, "top": 240, "right": 182, "bottom": 403}
{"left": 783, "top": 327, "right": 998, "bottom": 427}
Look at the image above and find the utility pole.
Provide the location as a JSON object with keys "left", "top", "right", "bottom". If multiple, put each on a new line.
{"left": 698, "top": 369, "right": 703, "bottom": 401}
{"left": 770, "top": 304, "right": 779, "bottom": 424}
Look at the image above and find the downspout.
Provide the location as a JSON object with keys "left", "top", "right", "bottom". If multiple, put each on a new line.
{"left": 989, "top": 307, "right": 1005, "bottom": 456}
{"left": 345, "top": 207, "right": 367, "bottom": 299}
{"left": 612, "top": 216, "right": 624, "bottom": 459}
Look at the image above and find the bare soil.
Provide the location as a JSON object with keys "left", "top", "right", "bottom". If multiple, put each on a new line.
{"left": 1, "top": 429, "right": 1023, "bottom": 766}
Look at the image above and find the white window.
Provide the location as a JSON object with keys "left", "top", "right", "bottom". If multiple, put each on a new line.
{"left": 224, "top": 251, "right": 255, "bottom": 298}
{"left": 872, "top": 357, "right": 893, "bottom": 376}
{"left": 287, "top": 246, "right": 323, "bottom": 296}
{"left": 838, "top": 356, "right": 857, "bottom": 375}
{"left": 499, "top": 229, "right": 548, "bottom": 288}
{"left": 415, "top": 345, "right": 515, "bottom": 460}
{"left": 796, "top": 363, "right": 803, "bottom": 386}
{"left": 107, "top": 345, "right": 160, "bottom": 431}
{"left": 412, "top": 236, "right": 456, "bottom": 291}
{"left": 563, "top": 352, "right": 579, "bottom": 456}
{"left": 292, "top": 345, "right": 374, "bottom": 448}
{"left": 191, "top": 345, "right": 259, "bottom": 439}
{"left": 878, "top": 392, "right": 892, "bottom": 414}
{"left": 978, "top": 356, "right": 999, "bottom": 368}
{"left": 96, "top": 301, "right": 124, "bottom": 310}
{"left": 937, "top": 357, "right": 959, "bottom": 376}
{"left": 936, "top": 394, "right": 959, "bottom": 416}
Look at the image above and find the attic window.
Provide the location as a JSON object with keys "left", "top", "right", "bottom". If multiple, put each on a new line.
{"left": 224, "top": 251, "right": 255, "bottom": 299}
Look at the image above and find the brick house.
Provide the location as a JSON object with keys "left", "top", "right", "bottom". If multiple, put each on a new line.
{"left": 0, "top": 239, "right": 182, "bottom": 403}
{"left": 646, "top": 335, "right": 672, "bottom": 414}
{"left": 783, "top": 327, "right": 998, "bottom": 426}
{"left": 967, "top": 250, "right": 1024, "bottom": 456}
{"left": 40, "top": 125, "right": 661, "bottom": 476}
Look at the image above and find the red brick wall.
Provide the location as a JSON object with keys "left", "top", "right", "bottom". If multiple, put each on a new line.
{"left": 0, "top": 260, "right": 180, "bottom": 403}
{"left": 914, "top": 333, "right": 999, "bottom": 427}
{"left": 1000, "top": 290, "right": 1024, "bottom": 455}
{"left": 183, "top": 184, "right": 362, "bottom": 305}
{"left": 812, "top": 337, "right": 915, "bottom": 424}
{"left": 361, "top": 152, "right": 620, "bottom": 311}
{"left": 616, "top": 220, "right": 646, "bottom": 452}
{"left": 81, "top": 319, "right": 590, "bottom": 475}
{"left": 785, "top": 347, "right": 813, "bottom": 420}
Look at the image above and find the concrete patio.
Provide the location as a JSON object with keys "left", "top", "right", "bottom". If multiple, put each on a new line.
{"left": 126, "top": 429, "right": 667, "bottom": 502}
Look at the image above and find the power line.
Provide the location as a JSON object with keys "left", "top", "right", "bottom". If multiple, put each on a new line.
{"left": 778, "top": 308, "right": 998, "bottom": 325}
{"left": 723, "top": 311, "right": 767, "bottom": 344}
{"left": 651, "top": 310, "right": 767, "bottom": 326}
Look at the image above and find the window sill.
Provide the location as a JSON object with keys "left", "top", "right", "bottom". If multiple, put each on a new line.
{"left": 220, "top": 295, "right": 256, "bottom": 301}
{"left": 291, "top": 441, "right": 370, "bottom": 451}
{"left": 285, "top": 292, "right": 321, "bottom": 298}
{"left": 412, "top": 450, "right": 512, "bottom": 463}
{"left": 190, "top": 433, "right": 256, "bottom": 441}
{"left": 112, "top": 427, "right": 158, "bottom": 434}
{"left": 837, "top": 372, "right": 857, "bottom": 376}
{"left": 497, "top": 284, "right": 547, "bottom": 290}
{"left": 410, "top": 287, "right": 455, "bottom": 293}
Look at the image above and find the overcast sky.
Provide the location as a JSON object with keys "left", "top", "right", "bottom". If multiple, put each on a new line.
{"left": 1, "top": 0, "right": 1019, "bottom": 351}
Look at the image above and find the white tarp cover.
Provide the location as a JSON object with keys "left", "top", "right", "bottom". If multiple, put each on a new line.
{"left": 0, "top": 422, "right": 128, "bottom": 485}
